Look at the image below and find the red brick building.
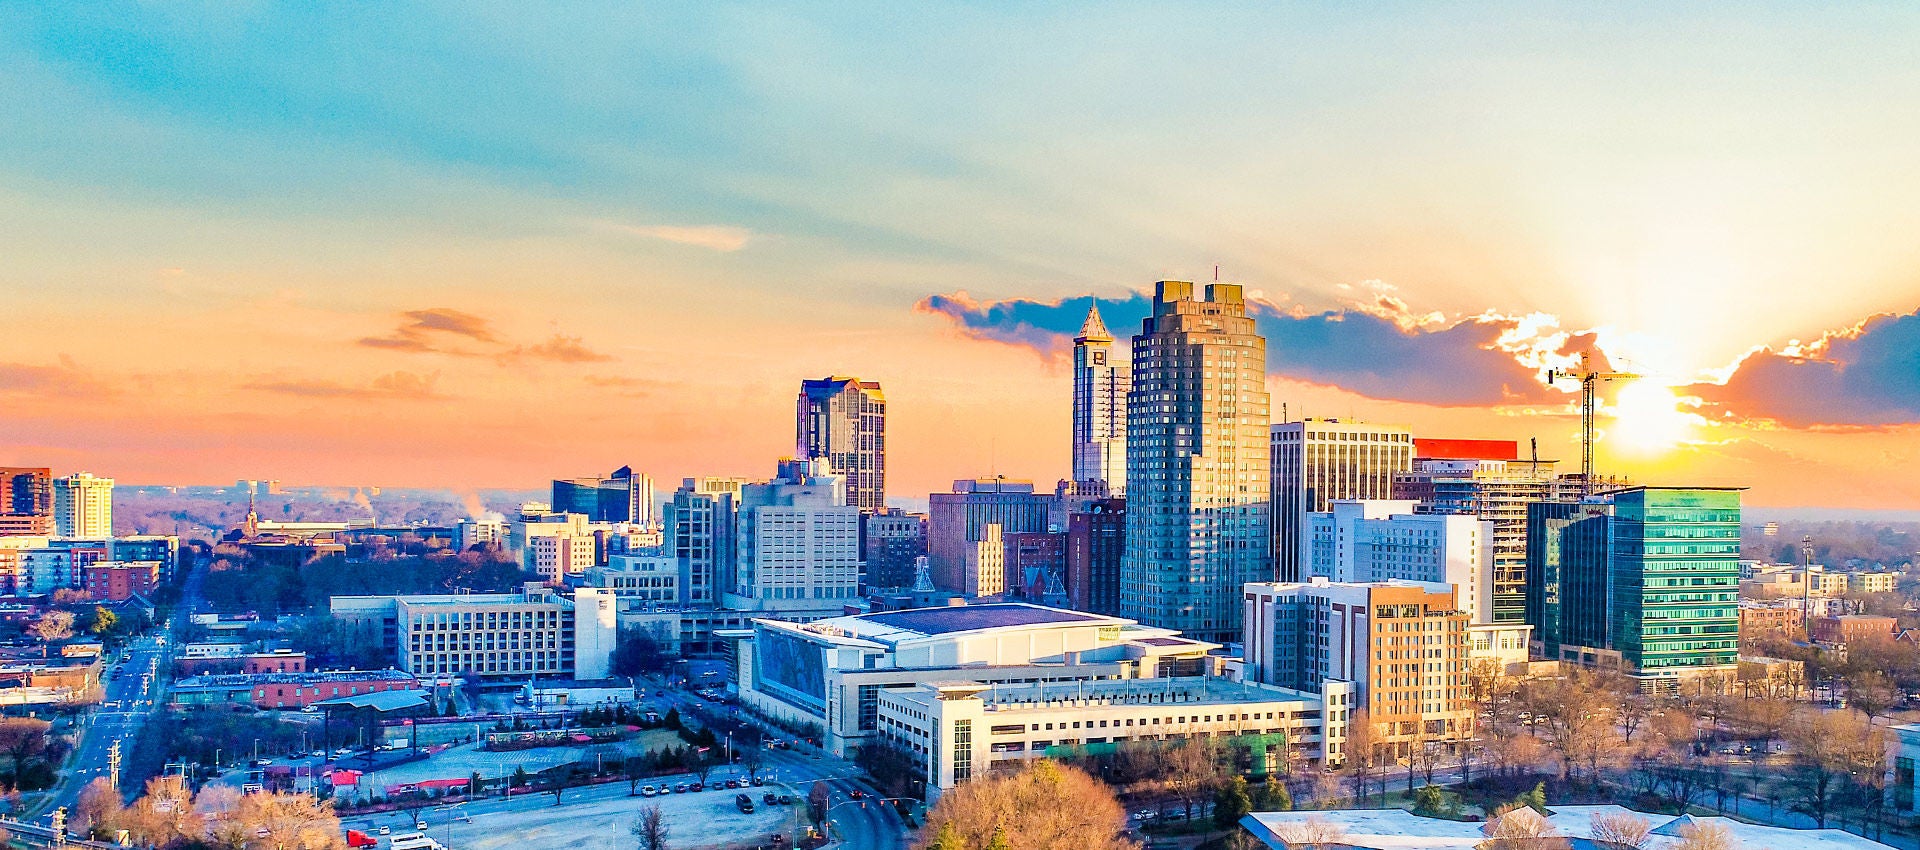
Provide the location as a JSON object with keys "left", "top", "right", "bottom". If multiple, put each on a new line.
{"left": 250, "top": 670, "right": 417, "bottom": 709}
{"left": 1812, "top": 614, "right": 1897, "bottom": 647}
{"left": 83, "top": 561, "right": 161, "bottom": 601}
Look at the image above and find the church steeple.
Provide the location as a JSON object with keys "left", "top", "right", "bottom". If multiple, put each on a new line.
{"left": 1074, "top": 302, "right": 1113, "bottom": 344}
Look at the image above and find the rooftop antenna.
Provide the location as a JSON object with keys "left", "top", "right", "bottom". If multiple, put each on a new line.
{"left": 1529, "top": 437, "right": 1540, "bottom": 477}
{"left": 1214, "top": 265, "right": 1220, "bottom": 282}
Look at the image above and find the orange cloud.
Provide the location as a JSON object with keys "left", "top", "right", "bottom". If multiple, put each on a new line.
{"left": 245, "top": 370, "right": 444, "bottom": 400}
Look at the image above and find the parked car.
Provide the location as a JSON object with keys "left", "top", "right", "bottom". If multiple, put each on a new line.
{"left": 735, "top": 793, "right": 756, "bottom": 814}
{"left": 674, "top": 784, "right": 689, "bottom": 793}
{"left": 641, "top": 785, "right": 656, "bottom": 797}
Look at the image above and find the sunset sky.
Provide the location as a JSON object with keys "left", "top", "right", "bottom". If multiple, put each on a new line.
{"left": 2, "top": 4, "right": 1917, "bottom": 511}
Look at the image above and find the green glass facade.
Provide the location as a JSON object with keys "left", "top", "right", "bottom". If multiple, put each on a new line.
{"left": 1525, "top": 487, "right": 1742, "bottom": 678}
{"left": 1607, "top": 488, "right": 1742, "bottom": 674}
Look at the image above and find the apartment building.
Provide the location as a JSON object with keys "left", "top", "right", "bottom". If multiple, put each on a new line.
{"left": 1242, "top": 579, "right": 1473, "bottom": 757}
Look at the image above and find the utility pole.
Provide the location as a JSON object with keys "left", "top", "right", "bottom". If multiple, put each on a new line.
{"left": 1546, "top": 352, "right": 1641, "bottom": 496}
{"left": 1803, "top": 535, "right": 1816, "bottom": 639}
{"left": 108, "top": 740, "right": 122, "bottom": 790}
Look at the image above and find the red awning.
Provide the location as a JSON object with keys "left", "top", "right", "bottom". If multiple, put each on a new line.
{"left": 570, "top": 734, "right": 592, "bottom": 743}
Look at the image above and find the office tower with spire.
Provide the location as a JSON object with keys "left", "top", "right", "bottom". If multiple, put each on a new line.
{"left": 52, "top": 472, "right": 113, "bottom": 538}
{"left": 1121, "top": 281, "right": 1272, "bottom": 643}
{"left": 1072, "top": 304, "right": 1129, "bottom": 493}
{"left": 796, "top": 377, "right": 887, "bottom": 512}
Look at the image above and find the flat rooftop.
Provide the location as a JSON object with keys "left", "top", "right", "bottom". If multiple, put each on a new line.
{"left": 1243, "top": 806, "right": 1889, "bottom": 850}
{"left": 855, "top": 603, "right": 1111, "bottom": 636}
{"left": 890, "top": 676, "right": 1320, "bottom": 712}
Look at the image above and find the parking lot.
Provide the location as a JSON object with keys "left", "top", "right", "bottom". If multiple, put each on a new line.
{"left": 345, "top": 781, "right": 805, "bottom": 850}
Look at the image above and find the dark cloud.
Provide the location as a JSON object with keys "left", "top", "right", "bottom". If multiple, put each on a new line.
{"left": 246, "top": 371, "right": 443, "bottom": 400}
{"left": 358, "top": 307, "right": 499, "bottom": 353}
{"left": 917, "top": 289, "right": 1558, "bottom": 406}
{"left": 1692, "top": 308, "right": 1920, "bottom": 427}
{"left": 503, "top": 334, "right": 615, "bottom": 364}
{"left": 0, "top": 357, "right": 112, "bottom": 398}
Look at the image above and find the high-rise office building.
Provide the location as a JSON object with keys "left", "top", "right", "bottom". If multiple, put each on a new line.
{"left": 727, "top": 458, "right": 862, "bottom": 613}
{"left": 666, "top": 477, "right": 746, "bottom": 606}
{"left": 1394, "top": 443, "right": 1580, "bottom": 625}
{"left": 1525, "top": 487, "right": 1743, "bottom": 684}
{"left": 1271, "top": 419, "right": 1413, "bottom": 583}
{"left": 862, "top": 509, "right": 927, "bottom": 590}
{"left": 797, "top": 377, "right": 886, "bottom": 512}
{"left": 927, "top": 478, "right": 1053, "bottom": 596}
{"left": 552, "top": 466, "right": 656, "bottom": 528}
{"left": 1306, "top": 500, "right": 1494, "bottom": 623}
{"left": 52, "top": 472, "right": 113, "bottom": 538}
{"left": 1122, "top": 281, "right": 1272, "bottom": 643}
{"left": 1072, "top": 305, "right": 1129, "bottom": 493}
{"left": 1066, "top": 497, "right": 1125, "bottom": 615}
{"left": 0, "top": 468, "right": 53, "bottom": 536}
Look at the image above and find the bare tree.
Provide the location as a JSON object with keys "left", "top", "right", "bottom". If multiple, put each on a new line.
{"left": 1784, "top": 708, "right": 1883, "bottom": 828}
{"left": 1164, "top": 733, "right": 1222, "bottom": 821}
{"left": 28, "top": 610, "right": 75, "bottom": 643}
{"left": 1344, "top": 709, "right": 1378, "bottom": 805}
{"left": 74, "top": 778, "right": 123, "bottom": 839}
{"left": 631, "top": 805, "right": 670, "bottom": 850}
{"left": 1588, "top": 811, "right": 1653, "bottom": 850}
{"left": 1673, "top": 821, "right": 1738, "bottom": 850}
{"left": 1479, "top": 805, "right": 1569, "bottom": 850}
{"left": 1269, "top": 816, "right": 1349, "bottom": 846}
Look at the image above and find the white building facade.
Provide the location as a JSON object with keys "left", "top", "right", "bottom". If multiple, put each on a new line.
{"left": 1306, "top": 500, "right": 1494, "bottom": 623}
{"left": 52, "top": 473, "right": 113, "bottom": 538}
{"left": 726, "top": 459, "right": 862, "bottom": 613}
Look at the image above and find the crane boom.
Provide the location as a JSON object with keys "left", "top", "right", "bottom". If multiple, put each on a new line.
{"left": 1545, "top": 352, "right": 1641, "bottom": 496}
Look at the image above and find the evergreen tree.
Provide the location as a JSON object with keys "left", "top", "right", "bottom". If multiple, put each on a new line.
{"left": 1254, "top": 776, "right": 1292, "bottom": 812}
{"left": 1214, "top": 776, "right": 1253, "bottom": 830}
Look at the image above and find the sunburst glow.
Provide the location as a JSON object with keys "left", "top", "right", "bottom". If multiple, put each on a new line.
{"left": 1603, "top": 380, "right": 1701, "bottom": 455}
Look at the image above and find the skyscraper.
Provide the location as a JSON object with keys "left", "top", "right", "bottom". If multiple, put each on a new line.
{"left": 552, "top": 466, "right": 656, "bottom": 527}
{"left": 797, "top": 377, "right": 887, "bottom": 512}
{"left": 0, "top": 468, "right": 52, "bottom": 536}
{"left": 52, "top": 472, "right": 113, "bottom": 538}
{"left": 1121, "top": 281, "right": 1271, "bottom": 643}
{"left": 1270, "top": 419, "right": 1413, "bottom": 583}
{"left": 1072, "top": 304, "right": 1129, "bottom": 493}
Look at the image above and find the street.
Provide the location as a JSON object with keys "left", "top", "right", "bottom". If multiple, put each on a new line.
{"left": 40, "top": 552, "right": 205, "bottom": 817}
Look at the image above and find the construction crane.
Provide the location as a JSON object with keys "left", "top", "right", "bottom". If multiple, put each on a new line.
{"left": 1546, "top": 352, "right": 1641, "bottom": 497}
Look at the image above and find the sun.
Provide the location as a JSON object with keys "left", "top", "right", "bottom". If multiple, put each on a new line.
{"left": 1602, "top": 380, "right": 1700, "bottom": 456}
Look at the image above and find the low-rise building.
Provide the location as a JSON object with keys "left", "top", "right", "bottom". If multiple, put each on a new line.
{"left": 1850, "top": 571, "right": 1900, "bottom": 595}
{"left": 172, "top": 669, "right": 418, "bottom": 710}
{"left": 1245, "top": 806, "right": 1892, "bottom": 850}
{"left": 1739, "top": 601, "right": 1802, "bottom": 637}
{"left": 880, "top": 676, "right": 1349, "bottom": 799}
{"left": 82, "top": 560, "right": 160, "bottom": 601}
{"left": 1812, "top": 614, "right": 1897, "bottom": 647}
{"left": 739, "top": 602, "right": 1221, "bottom": 756}
{"left": 329, "top": 582, "right": 617, "bottom": 681}
{"left": 585, "top": 554, "right": 680, "bottom": 605}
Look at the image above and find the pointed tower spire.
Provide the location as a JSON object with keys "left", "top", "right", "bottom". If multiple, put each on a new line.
{"left": 1075, "top": 302, "right": 1113, "bottom": 343}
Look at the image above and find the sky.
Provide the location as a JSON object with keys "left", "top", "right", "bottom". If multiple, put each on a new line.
{"left": 1, "top": 3, "right": 1917, "bottom": 511}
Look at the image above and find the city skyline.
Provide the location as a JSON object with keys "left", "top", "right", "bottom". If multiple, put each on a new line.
{"left": 2, "top": 6, "right": 1918, "bottom": 510}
